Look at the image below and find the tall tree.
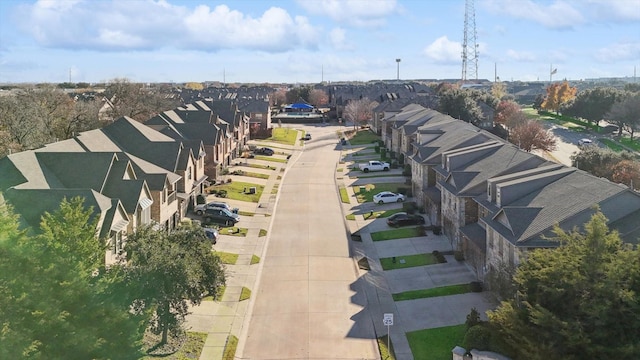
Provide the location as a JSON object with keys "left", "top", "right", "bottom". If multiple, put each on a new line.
{"left": 491, "top": 81, "right": 508, "bottom": 100}
{"left": 606, "top": 92, "right": 640, "bottom": 140}
{"left": 270, "top": 89, "right": 287, "bottom": 107}
{"left": 542, "top": 81, "right": 577, "bottom": 114}
{"left": 508, "top": 120, "right": 556, "bottom": 152}
{"left": 0, "top": 198, "right": 146, "bottom": 359}
{"left": 494, "top": 100, "right": 521, "bottom": 128}
{"left": 285, "top": 86, "right": 311, "bottom": 104}
{"left": 126, "top": 225, "right": 226, "bottom": 345}
{"left": 610, "top": 160, "right": 640, "bottom": 190}
{"left": 562, "top": 87, "right": 623, "bottom": 125}
{"left": 437, "top": 88, "right": 484, "bottom": 124}
{"left": 343, "top": 98, "right": 374, "bottom": 130}
{"left": 571, "top": 146, "right": 637, "bottom": 180}
{"left": 488, "top": 211, "right": 640, "bottom": 360}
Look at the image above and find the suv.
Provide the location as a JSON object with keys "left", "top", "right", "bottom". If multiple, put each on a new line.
{"left": 302, "top": 133, "right": 311, "bottom": 140}
{"left": 194, "top": 201, "right": 239, "bottom": 216}
{"left": 255, "top": 147, "right": 274, "bottom": 156}
{"left": 203, "top": 227, "right": 219, "bottom": 244}
{"left": 202, "top": 207, "right": 240, "bottom": 226}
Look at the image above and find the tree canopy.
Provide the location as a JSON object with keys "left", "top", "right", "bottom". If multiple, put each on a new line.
{"left": 562, "top": 87, "right": 624, "bottom": 125}
{"left": 488, "top": 211, "right": 640, "bottom": 360}
{"left": 507, "top": 119, "right": 556, "bottom": 152}
{"left": 125, "top": 224, "right": 226, "bottom": 345}
{"left": 343, "top": 98, "right": 375, "bottom": 130}
{"left": 607, "top": 92, "right": 640, "bottom": 140}
{"left": 571, "top": 146, "right": 637, "bottom": 182}
{"left": 0, "top": 197, "right": 146, "bottom": 359}
{"left": 541, "top": 81, "right": 577, "bottom": 113}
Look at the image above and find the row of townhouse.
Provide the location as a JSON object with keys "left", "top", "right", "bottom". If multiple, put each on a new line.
{"left": 381, "top": 105, "right": 640, "bottom": 282}
{"left": 0, "top": 100, "right": 251, "bottom": 264}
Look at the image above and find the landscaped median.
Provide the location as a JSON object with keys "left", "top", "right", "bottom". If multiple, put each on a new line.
{"left": 392, "top": 283, "right": 472, "bottom": 301}
{"left": 407, "top": 324, "right": 467, "bottom": 360}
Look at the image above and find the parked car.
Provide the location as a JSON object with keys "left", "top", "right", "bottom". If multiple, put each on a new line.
{"left": 578, "top": 138, "right": 593, "bottom": 146}
{"left": 255, "top": 147, "right": 274, "bottom": 155}
{"left": 302, "top": 133, "right": 311, "bottom": 140}
{"left": 203, "top": 227, "right": 219, "bottom": 244}
{"left": 386, "top": 212, "right": 425, "bottom": 227}
{"left": 359, "top": 160, "right": 390, "bottom": 173}
{"left": 373, "top": 191, "right": 406, "bottom": 204}
{"left": 194, "top": 201, "right": 239, "bottom": 216}
{"left": 202, "top": 207, "right": 240, "bottom": 226}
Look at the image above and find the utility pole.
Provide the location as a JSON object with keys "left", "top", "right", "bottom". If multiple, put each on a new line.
{"left": 396, "top": 59, "right": 401, "bottom": 81}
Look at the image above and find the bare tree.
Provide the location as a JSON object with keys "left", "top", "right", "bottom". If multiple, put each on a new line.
{"left": 270, "top": 89, "right": 287, "bottom": 107}
{"left": 508, "top": 120, "right": 557, "bottom": 152}
{"left": 343, "top": 98, "right": 374, "bottom": 130}
{"left": 308, "top": 89, "right": 328, "bottom": 107}
{"left": 103, "top": 78, "right": 179, "bottom": 122}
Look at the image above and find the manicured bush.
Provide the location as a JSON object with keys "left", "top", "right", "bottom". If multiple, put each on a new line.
{"left": 470, "top": 281, "right": 483, "bottom": 292}
{"left": 463, "top": 325, "right": 492, "bottom": 351}
{"left": 454, "top": 250, "right": 465, "bottom": 261}
{"left": 217, "top": 189, "right": 227, "bottom": 198}
{"left": 402, "top": 201, "right": 418, "bottom": 214}
{"left": 465, "top": 307, "right": 482, "bottom": 329}
{"left": 196, "top": 194, "right": 206, "bottom": 204}
{"left": 432, "top": 250, "right": 446, "bottom": 263}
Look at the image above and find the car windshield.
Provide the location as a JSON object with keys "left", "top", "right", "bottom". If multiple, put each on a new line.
{"left": 220, "top": 208, "right": 234, "bottom": 216}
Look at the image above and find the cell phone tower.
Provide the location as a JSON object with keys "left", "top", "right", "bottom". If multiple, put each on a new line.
{"left": 461, "top": 0, "right": 479, "bottom": 83}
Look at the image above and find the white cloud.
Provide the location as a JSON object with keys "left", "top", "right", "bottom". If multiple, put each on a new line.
{"left": 484, "top": 0, "right": 584, "bottom": 29}
{"left": 585, "top": 0, "right": 640, "bottom": 21}
{"left": 423, "top": 36, "right": 461, "bottom": 64}
{"left": 506, "top": 49, "right": 536, "bottom": 62}
{"left": 15, "top": 1, "right": 321, "bottom": 52}
{"left": 595, "top": 41, "right": 640, "bottom": 62}
{"left": 296, "top": 0, "right": 399, "bottom": 27}
{"left": 329, "top": 27, "right": 354, "bottom": 51}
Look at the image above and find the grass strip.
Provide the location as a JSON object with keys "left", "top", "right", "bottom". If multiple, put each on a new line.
{"left": 348, "top": 130, "right": 381, "bottom": 145}
{"left": 239, "top": 287, "right": 251, "bottom": 301}
{"left": 380, "top": 253, "right": 438, "bottom": 270}
{"left": 339, "top": 186, "right": 350, "bottom": 203}
{"left": 407, "top": 325, "right": 466, "bottom": 360}
{"left": 250, "top": 255, "right": 260, "bottom": 265}
{"left": 345, "top": 213, "right": 356, "bottom": 220}
{"left": 259, "top": 229, "right": 267, "bottom": 237}
{"left": 600, "top": 138, "right": 625, "bottom": 152}
{"left": 392, "top": 284, "right": 471, "bottom": 301}
{"left": 370, "top": 227, "right": 422, "bottom": 241}
{"left": 254, "top": 155, "right": 288, "bottom": 163}
{"left": 221, "top": 227, "right": 248, "bottom": 237}
{"left": 377, "top": 335, "right": 396, "bottom": 360}
{"left": 222, "top": 335, "right": 238, "bottom": 360}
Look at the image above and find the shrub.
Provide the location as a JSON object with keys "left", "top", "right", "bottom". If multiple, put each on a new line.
{"left": 432, "top": 226, "right": 442, "bottom": 235}
{"left": 463, "top": 325, "right": 492, "bottom": 351}
{"left": 391, "top": 160, "right": 399, "bottom": 169}
{"left": 196, "top": 194, "right": 206, "bottom": 204}
{"left": 226, "top": 178, "right": 232, "bottom": 183}
{"left": 416, "top": 225, "right": 427, "bottom": 236}
{"left": 402, "top": 164, "right": 411, "bottom": 176}
{"left": 209, "top": 189, "right": 219, "bottom": 195}
{"left": 402, "top": 201, "right": 418, "bottom": 214}
{"left": 389, "top": 151, "right": 396, "bottom": 159}
{"left": 217, "top": 189, "right": 227, "bottom": 198}
{"left": 380, "top": 148, "right": 387, "bottom": 159}
{"left": 466, "top": 307, "right": 482, "bottom": 329}
{"left": 470, "top": 281, "right": 483, "bottom": 292}
{"left": 454, "top": 250, "right": 465, "bottom": 261}
{"left": 398, "top": 153, "right": 405, "bottom": 165}
{"left": 432, "top": 250, "right": 446, "bottom": 263}
{"left": 374, "top": 145, "right": 380, "bottom": 153}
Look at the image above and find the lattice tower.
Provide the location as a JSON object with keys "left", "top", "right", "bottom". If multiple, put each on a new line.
{"left": 461, "top": 0, "right": 479, "bottom": 82}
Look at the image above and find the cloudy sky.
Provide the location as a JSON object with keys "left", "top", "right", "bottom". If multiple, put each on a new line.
{"left": 0, "top": 0, "right": 638, "bottom": 84}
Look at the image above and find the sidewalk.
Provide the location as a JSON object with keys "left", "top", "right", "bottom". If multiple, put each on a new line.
{"left": 185, "top": 138, "right": 301, "bottom": 360}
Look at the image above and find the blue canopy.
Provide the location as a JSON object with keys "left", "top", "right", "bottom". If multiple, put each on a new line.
{"left": 287, "top": 102, "right": 313, "bottom": 109}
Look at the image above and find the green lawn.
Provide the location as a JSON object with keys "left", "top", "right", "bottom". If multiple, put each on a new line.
{"left": 207, "top": 181, "right": 263, "bottom": 202}
{"left": 380, "top": 253, "right": 438, "bottom": 270}
{"left": 600, "top": 138, "right": 625, "bottom": 152}
{"left": 143, "top": 331, "right": 207, "bottom": 359}
{"left": 353, "top": 183, "right": 411, "bottom": 203}
{"left": 345, "top": 213, "right": 356, "bottom": 220}
{"left": 407, "top": 325, "right": 466, "bottom": 360}
{"left": 370, "top": 227, "right": 422, "bottom": 241}
{"left": 220, "top": 227, "right": 248, "bottom": 236}
{"left": 244, "top": 163, "right": 276, "bottom": 171}
{"left": 351, "top": 150, "right": 378, "bottom": 157}
{"left": 258, "top": 229, "right": 267, "bottom": 237}
{"left": 392, "top": 284, "right": 471, "bottom": 301}
{"left": 619, "top": 136, "right": 640, "bottom": 151}
{"left": 238, "top": 210, "right": 254, "bottom": 216}
{"left": 268, "top": 128, "right": 299, "bottom": 145}
{"left": 216, "top": 251, "right": 239, "bottom": 265}
{"left": 378, "top": 335, "right": 396, "bottom": 360}
{"left": 250, "top": 255, "right": 260, "bottom": 265}
{"left": 241, "top": 171, "right": 270, "bottom": 179}
{"left": 348, "top": 130, "right": 381, "bottom": 145}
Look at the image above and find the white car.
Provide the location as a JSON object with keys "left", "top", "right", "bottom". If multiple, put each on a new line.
{"left": 578, "top": 138, "right": 593, "bottom": 146}
{"left": 373, "top": 191, "right": 406, "bottom": 204}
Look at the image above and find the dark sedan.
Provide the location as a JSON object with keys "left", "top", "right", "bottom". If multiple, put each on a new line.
{"left": 255, "top": 147, "right": 274, "bottom": 156}
{"left": 386, "top": 212, "right": 425, "bottom": 227}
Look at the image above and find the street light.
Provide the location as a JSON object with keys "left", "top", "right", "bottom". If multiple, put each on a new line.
{"left": 396, "top": 59, "right": 401, "bottom": 80}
